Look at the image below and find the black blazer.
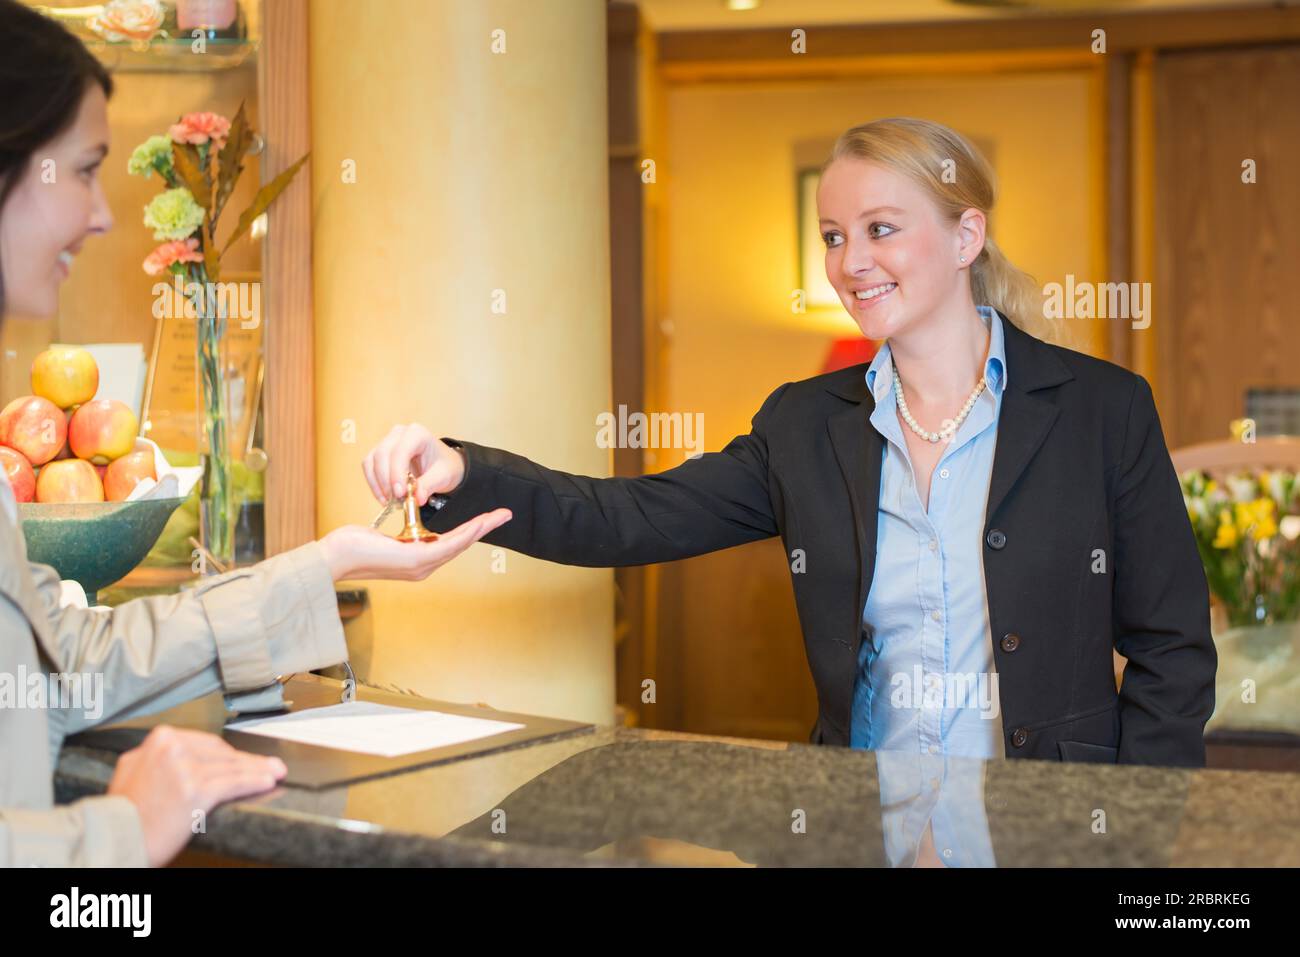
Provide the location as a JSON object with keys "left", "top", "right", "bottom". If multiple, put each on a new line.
{"left": 424, "top": 312, "right": 1218, "bottom": 767}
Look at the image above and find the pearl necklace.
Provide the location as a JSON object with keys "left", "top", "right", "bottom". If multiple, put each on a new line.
{"left": 892, "top": 364, "right": 986, "bottom": 444}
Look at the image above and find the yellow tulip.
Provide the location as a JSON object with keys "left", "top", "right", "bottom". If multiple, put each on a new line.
{"left": 1233, "top": 503, "right": 1252, "bottom": 534}
{"left": 1252, "top": 518, "right": 1278, "bottom": 541}
{"left": 1213, "top": 522, "right": 1239, "bottom": 549}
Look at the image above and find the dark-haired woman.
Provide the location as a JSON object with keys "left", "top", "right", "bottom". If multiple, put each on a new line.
{"left": 0, "top": 0, "right": 512, "bottom": 867}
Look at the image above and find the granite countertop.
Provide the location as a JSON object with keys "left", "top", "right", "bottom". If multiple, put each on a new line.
{"left": 54, "top": 675, "right": 1300, "bottom": 867}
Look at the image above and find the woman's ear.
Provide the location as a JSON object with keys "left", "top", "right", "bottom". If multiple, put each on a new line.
{"left": 957, "top": 208, "right": 987, "bottom": 263}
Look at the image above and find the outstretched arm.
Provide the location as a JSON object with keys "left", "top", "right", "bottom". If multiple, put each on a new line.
{"left": 364, "top": 382, "right": 793, "bottom": 568}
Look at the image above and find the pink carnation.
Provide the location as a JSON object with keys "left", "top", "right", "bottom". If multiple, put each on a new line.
{"left": 143, "top": 238, "right": 203, "bottom": 276}
{"left": 169, "top": 112, "right": 231, "bottom": 149}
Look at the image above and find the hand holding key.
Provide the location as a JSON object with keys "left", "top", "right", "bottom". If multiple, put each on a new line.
{"left": 362, "top": 423, "right": 465, "bottom": 507}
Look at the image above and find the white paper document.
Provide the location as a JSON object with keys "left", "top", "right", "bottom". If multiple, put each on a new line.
{"left": 228, "top": 701, "right": 525, "bottom": 757}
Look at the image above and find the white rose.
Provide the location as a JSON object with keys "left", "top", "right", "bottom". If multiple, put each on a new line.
{"left": 86, "top": 0, "right": 166, "bottom": 43}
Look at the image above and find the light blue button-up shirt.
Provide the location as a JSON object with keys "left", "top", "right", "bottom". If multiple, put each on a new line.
{"left": 876, "top": 750, "right": 997, "bottom": 867}
{"left": 851, "top": 305, "right": 1007, "bottom": 761}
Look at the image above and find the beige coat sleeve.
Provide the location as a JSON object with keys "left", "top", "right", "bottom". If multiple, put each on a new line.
{"left": 0, "top": 796, "right": 149, "bottom": 867}
{"left": 1, "top": 465, "right": 345, "bottom": 868}
{"left": 37, "top": 540, "right": 349, "bottom": 739}
{"left": 1, "top": 528, "right": 347, "bottom": 867}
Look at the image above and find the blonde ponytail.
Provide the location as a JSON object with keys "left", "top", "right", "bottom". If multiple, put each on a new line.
{"left": 972, "top": 235, "right": 1061, "bottom": 344}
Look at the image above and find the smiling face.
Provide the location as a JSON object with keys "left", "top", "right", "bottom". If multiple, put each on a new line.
{"left": 0, "top": 81, "right": 114, "bottom": 319}
{"left": 817, "top": 156, "right": 973, "bottom": 342}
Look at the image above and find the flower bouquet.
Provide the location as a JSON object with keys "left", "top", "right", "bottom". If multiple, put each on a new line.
{"left": 1181, "top": 468, "right": 1300, "bottom": 627}
{"left": 128, "top": 105, "right": 307, "bottom": 569}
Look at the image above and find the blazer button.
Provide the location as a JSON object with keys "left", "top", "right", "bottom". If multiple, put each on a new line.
{"left": 1000, "top": 632, "right": 1020, "bottom": 652}
{"left": 986, "top": 528, "right": 1007, "bottom": 549}
{"left": 1011, "top": 727, "right": 1028, "bottom": 748}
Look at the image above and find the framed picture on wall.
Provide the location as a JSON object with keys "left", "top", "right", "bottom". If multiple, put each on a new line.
{"left": 796, "top": 167, "right": 842, "bottom": 311}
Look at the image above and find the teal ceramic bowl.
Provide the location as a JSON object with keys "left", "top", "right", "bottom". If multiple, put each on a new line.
{"left": 19, "top": 497, "right": 189, "bottom": 600}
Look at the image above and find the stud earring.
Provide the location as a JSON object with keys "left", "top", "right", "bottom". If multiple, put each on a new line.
{"left": 960, "top": 256, "right": 966, "bottom": 263}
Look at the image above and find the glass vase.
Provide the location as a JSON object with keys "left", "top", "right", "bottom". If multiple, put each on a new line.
{"left": 191, "top": 269, "right": 235, "bottom": 572}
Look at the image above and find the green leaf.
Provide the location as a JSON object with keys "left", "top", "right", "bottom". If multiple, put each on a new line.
{"left": 171, "top": 143, "right": 211, "bottom": 214}
{"left": 221, "top": 152, "right": 309, "bottom": 256}
{"left": 212, "top": 101, "right": 252, "bottom": 232}
{"left": 154, "top": 156, "right": 179, "bottom": 190}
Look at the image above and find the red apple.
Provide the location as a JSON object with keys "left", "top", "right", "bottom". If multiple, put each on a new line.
{"left": 0, "top": 395, "right": 67, "bottom": 466}
{"left": 0, "top": 445, "right": 36, "bottom": 502}
{"left": 31, "top": 345, "right": 99, "bottom": 409}
{"left": 35, "top": 458, "right": 104, "bottom": 503}
{"left": 68, "top": 399, "right": 139, "bottom": 464}
{"left": 103, "top": 448, "right": 156, "bottom": 502}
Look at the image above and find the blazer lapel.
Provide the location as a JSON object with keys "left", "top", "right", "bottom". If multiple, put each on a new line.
{"left": 985, "top": 314, "right": 1074, "bottom": 521}
{"left": 826, "top": 370, "right": 883, "bottom": 643}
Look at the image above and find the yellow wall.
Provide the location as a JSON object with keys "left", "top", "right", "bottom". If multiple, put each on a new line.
{"left": 309, "top": 0, "right": 615, "bottom": 726}
{"left": 654, "top": 69, "right": 1103, "bottom": 452}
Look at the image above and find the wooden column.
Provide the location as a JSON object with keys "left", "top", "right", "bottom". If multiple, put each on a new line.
{"left": 257, "top": 0, "right": 317, "bottom": 553}
{"left": 1104, "top": 52, "right": 1134, "bottom": 370}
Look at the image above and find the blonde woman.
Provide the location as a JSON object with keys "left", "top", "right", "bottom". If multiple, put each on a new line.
{"left": 0, "top": 0, "right": 511, "bottom": 867}
{"left": 367, "top": 116, "right": 1216, "bottom": 769}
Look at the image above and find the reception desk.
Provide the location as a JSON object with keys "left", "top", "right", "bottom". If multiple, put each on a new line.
{"left": 54, "top": 675, "right": 1300, "bottom": 867}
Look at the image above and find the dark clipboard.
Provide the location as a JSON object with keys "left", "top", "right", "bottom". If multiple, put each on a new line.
{"left": 68, "top": 678, "right": 595, "bottom": 790}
